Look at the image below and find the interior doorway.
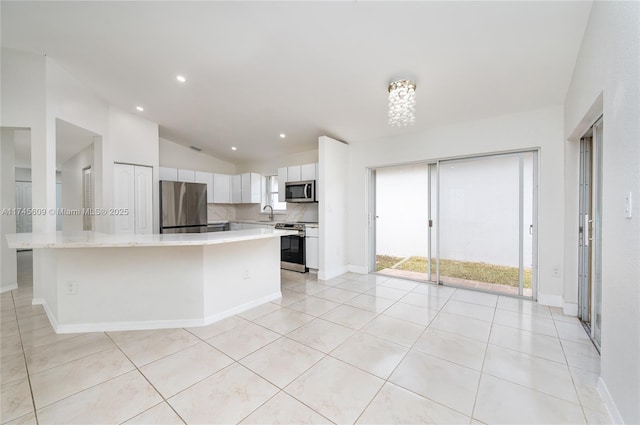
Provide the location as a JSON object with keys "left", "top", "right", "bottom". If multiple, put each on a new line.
{"left": 371, "top": 150, "right": 538, "bottom": 299}
{"left": 578, "top": 116, "right": 603, "bottom": 350}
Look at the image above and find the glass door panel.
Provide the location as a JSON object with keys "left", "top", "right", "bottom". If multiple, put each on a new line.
{"left": 375, "top": 163, "right": 430, "bottom": 281}
{"left": 437, "top": 153, "right": 535, "bottom": 297}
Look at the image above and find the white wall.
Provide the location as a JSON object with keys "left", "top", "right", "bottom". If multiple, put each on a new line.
{"left": 1, "top": 129, "right": 18, "bottom": 292}
{"left": 237, "top": 149, "right": 319, "bottom": 176}
{"left": 563, "top": 2, "right": 640, "bottom": 423}
{"left": 0, "top": 48, "right": 47, "bottom": 232}
{"left": 46, "top": 58, "right": 109, "bottom": 233}
{"left": 159, "top": 138, "right": 236, "bottom": 174}
{"left": 348, "top": 106, "right": 565, "bottom": 303}
{"left": 318, "top": 136, "right": 349, "bottom": 279}
{"left": 61, "top": 143, "right": 94, "bottom": 231}
{"left": 108, "top": 107, "right": 159, "bottom": 232}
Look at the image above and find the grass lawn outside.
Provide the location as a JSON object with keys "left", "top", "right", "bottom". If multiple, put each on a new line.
{"left": 376, "top": 255, "right": 532, "bottom": 289}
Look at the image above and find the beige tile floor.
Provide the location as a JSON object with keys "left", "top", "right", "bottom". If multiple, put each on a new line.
{"left": 0, "top": 251, "right": 612, "bottom": 424}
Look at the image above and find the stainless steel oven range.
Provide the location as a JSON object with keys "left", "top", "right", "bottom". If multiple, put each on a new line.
{"left": 275, "top": 223, "right": 307, "bottom": 273}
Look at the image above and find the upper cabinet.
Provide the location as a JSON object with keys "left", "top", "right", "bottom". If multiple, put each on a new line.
{"left": 277, "top": 167, "right": 288, "bottom": 202}
{"left": 177, "top": 169, "right": 195, "bottom": 182}
{"left": 301, "top": 163, "right": 317, "bottom": 181}
{"left": 287, "top": 166, "right": 301, "bottom": 182}
{"left": 241, "top": 172, "right": 261, "bottom": 203}
{"left": 212, "top": 173, "right": 231, "bottom": 204}
{"left": 231, "top": 174, "right": 242, "bottom": 204}
{"left": 194, "top": 171, "right": 214, "bottom": 203}
{"left": 159, "top": 167, "right": 178, "bottom": 181}
{"left": 160, "top": 167, "right": 265, "bottom": 205}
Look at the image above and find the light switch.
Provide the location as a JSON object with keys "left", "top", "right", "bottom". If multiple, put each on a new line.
{"left": 625, "top": 192, "right": 632, "bottom": 218}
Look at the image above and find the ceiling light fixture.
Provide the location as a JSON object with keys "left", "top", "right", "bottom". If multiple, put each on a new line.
{"left": 176, "top": 75, "right": 186, "bottom": 83}
{"left": 388, "top": 79, "right": 417, "bottom": 127}
{"left": 279, "top": 133, "right": 286, "bottom": 138}
{"left": 231, "top": 146, "right": 237, "bottom": 151}
{"left": 136, "top": 106, "right": 144, "bottom": 112}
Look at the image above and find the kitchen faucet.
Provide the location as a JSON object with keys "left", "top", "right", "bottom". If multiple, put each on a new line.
{"left": 263, "top": 204, "right": 274, "bottom": 221}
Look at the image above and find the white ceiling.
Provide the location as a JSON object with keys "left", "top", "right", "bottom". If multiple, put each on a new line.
{"left": 1, "top": 1, "right": 592, "bottom": 163}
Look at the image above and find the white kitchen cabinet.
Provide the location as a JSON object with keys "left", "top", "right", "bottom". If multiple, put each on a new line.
{"left": 114, "top": 163, "right": 153, "bottom": 234}
{"left": 213, "top": 173, "right": 232, "bottom": 204}
{"left": 301, "top": 163, "right": 316, "bottom": 181}
{"left": 277, "top": 167, "right": 287, "bottom": 203}
{"left": 231, "top": 174, "right": 242, "bottom": 204}
{"left": 305, "top": 226, "right": 319, "bottom": 269}
{"left": 159, "top": 167, "right": 178, "bottom": 181}
{"left": 178, "top": 169, "right": 196, "bottom": 182}
{"left": 241, "top": 172, "right": 262, "bottom": 203}
{"left": 287, "top": 166, "right": 301, "bottom": 182}
{"left": 195, "top": 171, "right": 214, "bottom": 203}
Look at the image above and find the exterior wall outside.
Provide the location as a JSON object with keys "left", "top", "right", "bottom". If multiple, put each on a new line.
{"left": 376, "top": 156, "right": 533, "bottom": 268}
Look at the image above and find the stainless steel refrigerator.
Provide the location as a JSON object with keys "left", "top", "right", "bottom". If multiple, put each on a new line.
{"left": 159, "top": 181, "right": 208, "bottom": 233}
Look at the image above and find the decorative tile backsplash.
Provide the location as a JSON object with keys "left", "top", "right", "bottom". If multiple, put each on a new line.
{"left": 207, "top": 204, "right": 237, "bottom": 222}
{"left": 208, "top": 203, "right": 318, "bottom": 223}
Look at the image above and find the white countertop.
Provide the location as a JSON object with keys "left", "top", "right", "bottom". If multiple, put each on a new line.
{"left": 5, "top": 229, "right": 298, "bottom": 249}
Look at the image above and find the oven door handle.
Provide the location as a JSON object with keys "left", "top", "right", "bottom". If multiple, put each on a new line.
{"left": 304, "top": 184, "right": 310, "bottom": 199}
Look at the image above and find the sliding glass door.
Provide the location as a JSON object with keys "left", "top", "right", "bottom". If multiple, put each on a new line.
{"left": 372, "top": 150, "right": 537, "bottom": 298}
{"left": 578, "top": 117, "right": 602, "bottom": 349}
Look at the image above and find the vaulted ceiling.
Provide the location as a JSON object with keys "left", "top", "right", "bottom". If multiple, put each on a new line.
{"left": 2, "top": 1, "right": 592, "bottom": 162}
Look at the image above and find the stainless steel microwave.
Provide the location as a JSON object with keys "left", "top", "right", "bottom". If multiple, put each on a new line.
{"left": 285, "top": 180, "right": 316, "bottom": 203}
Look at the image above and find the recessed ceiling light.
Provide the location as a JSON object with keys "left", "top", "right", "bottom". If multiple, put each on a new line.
{"left": 231, "top": 146, "right": 237, "bottom": 151}
{"left": 279, "top": 133, "right": 286, "bottom": 138}
{"left": 136, "top": 106, "right": 144, "bottom": 112}
{"left": 176, "top": 75, "right": 186, "bottom": 83}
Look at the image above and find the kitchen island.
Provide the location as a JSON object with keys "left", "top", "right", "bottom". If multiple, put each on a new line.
{"left": 6, "top": 229, "right": 294, "bottom": 333}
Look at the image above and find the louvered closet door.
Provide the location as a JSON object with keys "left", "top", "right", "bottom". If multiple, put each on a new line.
{"left": 134, "top": 165, "right": 153, "bottom": 234}
{"left": 114, "top": 164, "right": 136, "bottom": 234}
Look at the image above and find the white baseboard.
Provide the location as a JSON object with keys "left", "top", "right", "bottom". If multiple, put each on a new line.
{"left": 48, "top": 292, "right": 283, "bottom": 334}
{"left": 36, "top": 299, "right": 59, "bottom": 332}
{"left": 537, "top": 293, "right": 564, "bottom": 307}
{"left": 597, "top": 377, "right": 624, "bottom": 424}
{"left": 202, "top": 292, "right": 281, "bottom": 325}
{"left": 319, "top": 265, "right": 350, "bottom": 280}
{"left": 56, "top": 318, "right": 204, "bottom": 334}
{"left": 563, "top": 302, "right": 578, "bottom": 316}
{"left": 0, "top": 283, "right": 18, "bottom": 294}
{"left": 347, "top": 265, "right": 368, "bottom": 274}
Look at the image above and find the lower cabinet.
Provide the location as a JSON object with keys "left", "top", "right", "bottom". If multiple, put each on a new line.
{"left": 114, "top": 163, "right": 153, "bottom": 234}
{"left": 305, "top": 227, "right": 319, "bottom": 269}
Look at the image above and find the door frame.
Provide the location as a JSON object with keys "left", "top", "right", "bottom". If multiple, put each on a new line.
{"left": 578, "top": 115, "right": 603, "bottom": 350}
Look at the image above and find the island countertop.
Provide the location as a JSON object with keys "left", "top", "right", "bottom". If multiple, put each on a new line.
{"left": 6, "top": 228, "right": 297, "bottom": 249}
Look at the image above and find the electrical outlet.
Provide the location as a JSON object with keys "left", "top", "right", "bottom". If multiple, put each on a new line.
{"left": 242, "top": 269, "right": 250, "bottom": 279}
{"left": 65, "top": 281, "right": 78, "bottom": 295}
{"left": 552, "top": 266, "right": 561, "bottom": 278}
